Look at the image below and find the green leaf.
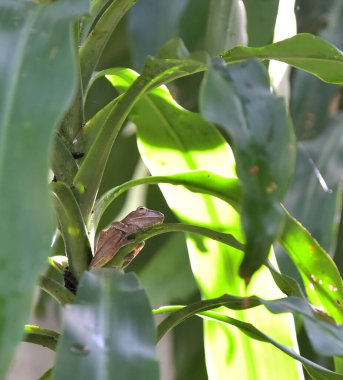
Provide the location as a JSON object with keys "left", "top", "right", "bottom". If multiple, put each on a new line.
{"left": 221, "top": 33, "right": 343, "bottom": 84}
{"left": 200, "top": 59, "right": 295, "bottom": 281}
{"left": 279, "top": 209, "right": 343, "bottom": 324}
{"left": 0, "top": 0, "right": 88, "bottom": 376}
{"left": 107, "top": 68, "right": 303, "bottom": 379}
{"left": 156, "top": 294, "right": 343, "bottom": 356}
{"left": 154, "top": 304, "right": 343, "bottom": 380}
{"left": 54, "top": 269, "right": 159, "bottom": 380}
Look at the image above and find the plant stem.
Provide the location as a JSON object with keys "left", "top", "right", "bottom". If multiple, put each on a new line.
{"left": 39, "top": 275, "right": 75, "bottom": 305}
{"left": 50, "top": 182, "right": 92, "bottom": 279}
{"left": 23, "top": 325, "right": 60, "bottom": 351}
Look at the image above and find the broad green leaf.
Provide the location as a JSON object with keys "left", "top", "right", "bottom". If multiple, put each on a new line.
{"left": 54, "top": 269, "right": 159, "bottom": 380}
{"left": 200, "top": 59, "right": 295, "bottom": 281}
{"left": 0, "top": 0, "right": 88, "bottom": 376}
{"left": 221, "top": 33, "right": 343, "bottom": 84}
{"left": 107, "top": 68, "right": 302, "bottom": 379}
{"left": 154, "top": 305, "right": 343, "bottom": 380}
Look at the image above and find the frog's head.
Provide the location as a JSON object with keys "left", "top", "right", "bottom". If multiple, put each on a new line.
{"left": 123, "top": 206, "right": 164, "bottom": 227}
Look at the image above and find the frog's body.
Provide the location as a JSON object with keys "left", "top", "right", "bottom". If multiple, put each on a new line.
{"left": 89, "top": 206, "right": 164, "bottom": 269}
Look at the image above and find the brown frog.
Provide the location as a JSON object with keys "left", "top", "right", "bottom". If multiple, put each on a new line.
{"left": 89, "top": 206, "right": 164, "bottom": 269}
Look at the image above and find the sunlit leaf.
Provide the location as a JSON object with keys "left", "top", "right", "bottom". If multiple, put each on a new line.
{"left": 279, "top": 210, "right": 343, "bottom": 324}
{"left": 107, "top": 68, "right": 302, "bottom": 379}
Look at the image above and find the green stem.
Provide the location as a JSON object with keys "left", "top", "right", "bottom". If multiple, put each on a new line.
{"left": 51, "top": 133, "right": 78, "bottom": 185}
{"left": 23, "top": 325, "right": 60, "bottom": 351}
{"left": 39, "top": 275, "right": 75, "bottom": 305}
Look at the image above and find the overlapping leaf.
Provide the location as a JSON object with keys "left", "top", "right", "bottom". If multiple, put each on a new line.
{"left": 200, "top": 59, "right": 295, "bottom": 281}
{"left": 0, "top": 0, "right": 89, "bottom": 376}
{"left": 54, "top": 269, "right": 159, "bottom": 380}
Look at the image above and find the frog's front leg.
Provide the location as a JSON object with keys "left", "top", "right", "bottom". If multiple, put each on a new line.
{"left": 120, "top": 242, "right": 145, "bottom": 269}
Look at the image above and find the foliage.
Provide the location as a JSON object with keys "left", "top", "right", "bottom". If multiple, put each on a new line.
{"left": 1, "top": 0, "right": 343, "bottom": 379}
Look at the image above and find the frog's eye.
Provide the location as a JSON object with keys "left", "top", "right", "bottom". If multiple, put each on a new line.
{"left": 137, "top": 206, "right": 147, "bottom": 213}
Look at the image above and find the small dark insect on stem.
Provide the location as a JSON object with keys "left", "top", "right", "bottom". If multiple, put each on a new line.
{"left": 63, "top": 267, "right": 78, "bottom": 294}
{"left": 72, "top": 152, "right": 85, "bottom": 159}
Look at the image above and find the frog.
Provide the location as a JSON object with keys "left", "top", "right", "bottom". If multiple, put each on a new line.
{"left": 89, "top": 206, "right": 164, "bottom": 269}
